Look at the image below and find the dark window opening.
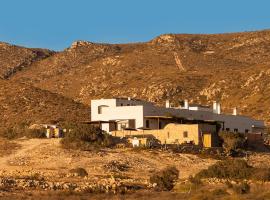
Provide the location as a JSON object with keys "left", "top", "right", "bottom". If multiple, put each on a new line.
{"left": 159, "top": 122, "right": 162, "bottom": 129}
{"left": 234, "top": 128, "right": 238, "bottom": 132}
{"left": 183, "top": 131, "right": 188, "bottom": 138}
{"left": 226, "top": 128, "right": 230, "bottom": 131}
{"left": 120, "top": 103, "right": 123, "bottom": 106}
{"left": 98, "top": 106, "right": 102, "bottom": 114}
{"left": 146, "top": 120, "right": 150, "bottom": 128}
{"left": 245, "top": 129, "right": 249, "bottom": 133}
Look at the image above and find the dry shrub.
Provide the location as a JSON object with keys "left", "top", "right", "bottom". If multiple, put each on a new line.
{"left": 104, "top": 161, "right": 130, "bottom": 172}
{"left": 25, "top": 128, "right": 46, "bottom": 138}
{"left": 232, "top": 182, "right": 250, "bottom": 194}
{"left": 196, "top": 159, "right": 270, "bottom": 182}
{"left": 61, "top": 123, "right": 115, "bottom": 150}
{"left": 0, "top": 125, "right": 46, "bottom": 139}
{"left": 196, "top": 159, "right": 252, "bottom": 180}
{"left": 219, "top": 131, "right": 246, "bottom": 154}
{"left": 150, "top": 166, "right": 179, "bottom": 191}
{"left": 252, "top": 168, "right": 270, "bottom": 181}
{"left": 69, "top": 168, "right": 88, "bottom": 177}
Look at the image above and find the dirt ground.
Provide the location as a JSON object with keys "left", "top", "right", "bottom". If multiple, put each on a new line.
{"left": 2, "top": 138, "right": 270, "bottom": 199}
{"left": 0, "top": 138, "right": 216, "bottom": 181}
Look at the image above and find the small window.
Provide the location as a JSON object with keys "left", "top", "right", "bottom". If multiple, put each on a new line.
{"left": 159, "top": 122, "right": 162, "bottom": 129}
{"left": 120, "top": 103, "right": 123, "bottom": 106}
{"left": 127, "top": 104, "right": 130, "bottom": 106}
{"left": 98, "top": 106, "right": 102, "bottom": 114}
{"left": 167, "top": 132, "right": 170, "bottom": 138}
{"left": 146, "top": 120, "right": 150, "bottom": 128}
{"left": 234, "top": 128, "right": 238, "bottom": 132}
{"left": 183, "top": 131, "right": 188, "bottom": 138}
{"left": 226, "top": 128, "right": 230, "bottom": 131}
{"left": 245, "top": 129, "right": 249, "bottom": 133}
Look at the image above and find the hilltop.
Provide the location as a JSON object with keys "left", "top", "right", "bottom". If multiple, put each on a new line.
{"left": 1, "top": 30, "right": 270, "bottom": 127}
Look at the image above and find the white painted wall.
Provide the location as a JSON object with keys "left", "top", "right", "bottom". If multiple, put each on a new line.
{"left": 91, "top": 98, "right": 265, "bottom": 134}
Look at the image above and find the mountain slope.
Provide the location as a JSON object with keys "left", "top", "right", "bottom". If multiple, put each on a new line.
{"left": 1, "top": 30, "right": 270, "bottom": 126}
{"left": 0, "top": 42, "right": 53, "bottom": 79}
{"left": 0, "top": 80, "right": 89, "bottom": 129}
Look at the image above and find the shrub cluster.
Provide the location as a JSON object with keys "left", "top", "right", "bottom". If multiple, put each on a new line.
{"left": 69, "top": 167, "right": 88, "bottom": 177}
{"left": 196, "top": 159, "right": 252, "bottom": 180}
{"left": 219, "top": 131, "right": 246, "bottom": 154}
{"left": 150, "top": 166, "right": 179, "bottom": 191}
{"left": 0, "top": 125, "right": 46, "bottom": 139}
{"left": 61, "top": 123, "right": 115, "bottom": 150}
{"left": 196, "top": 159, "right": 270, "bottom": 182}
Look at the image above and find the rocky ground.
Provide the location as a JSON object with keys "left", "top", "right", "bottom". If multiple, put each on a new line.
{"left": 0, "top": 138, "right": 215, "bottom": 195}
{"left": 2, "top": 138, "right": 270, "bottom": 199}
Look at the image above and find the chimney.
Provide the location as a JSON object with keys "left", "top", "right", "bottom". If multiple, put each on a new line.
{"left": 165, "top": 100, "right": 170, "bottom": 108}
{"left": 233, "top": 107, "right": 237, "bottom": 115}
{"left": 184, "top": 99, "right": 189, "bottom": 109}
{"left": 213, "top": 101, "right": 217, "bottom": 113}
{"left": 217, "top": 103, "right": 221, "bottom": 114}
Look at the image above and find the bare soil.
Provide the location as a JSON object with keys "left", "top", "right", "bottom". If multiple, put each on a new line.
{"left": 0, "top": 138, "right": 215, "bottom": 181}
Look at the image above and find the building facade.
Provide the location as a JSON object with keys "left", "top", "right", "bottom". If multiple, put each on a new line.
{"left": 90, "top": 98, "right": 265, "bottom": 134}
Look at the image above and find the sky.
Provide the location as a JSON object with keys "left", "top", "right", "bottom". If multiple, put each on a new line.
{"left": 0, "top": 0, "right": 270, "bottom": 50}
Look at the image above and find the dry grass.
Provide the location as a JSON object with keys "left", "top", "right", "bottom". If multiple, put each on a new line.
{"left": 0, "top": 138, "right": 21, "bottom": 157}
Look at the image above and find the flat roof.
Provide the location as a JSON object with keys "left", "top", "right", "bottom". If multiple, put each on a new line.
{"left": 144, "top": 116, "right": 173, "bottom": 119}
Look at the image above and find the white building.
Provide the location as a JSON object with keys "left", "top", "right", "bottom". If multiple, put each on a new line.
{"left": 90, "top": 98, "right": 265, "bottom": 134}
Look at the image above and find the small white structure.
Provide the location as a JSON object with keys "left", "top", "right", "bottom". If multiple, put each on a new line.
{"left": 131, "top": 137, "right": 140, "bottom": 147}
{"left": 91, "top": 98, "right": 265, "bottom": 134}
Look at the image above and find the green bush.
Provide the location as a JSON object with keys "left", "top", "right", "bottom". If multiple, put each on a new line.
{"left": 61, "top": 123, "right": 115, "bottom": 150}
{"left": 150, "top": 166, "right": 179, "bottom": 191}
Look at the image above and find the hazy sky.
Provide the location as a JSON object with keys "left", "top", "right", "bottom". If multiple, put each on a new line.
{"left": 1, "top": 0, "right": 269, "bottom": 50}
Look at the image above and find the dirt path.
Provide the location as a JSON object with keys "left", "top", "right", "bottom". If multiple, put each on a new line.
{"left": 0, "top": 138, "right": 48, "bottom": 167}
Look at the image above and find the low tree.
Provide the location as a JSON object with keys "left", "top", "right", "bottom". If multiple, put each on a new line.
{"left": 219, "top": 131, "right": 246, "bottom": 155}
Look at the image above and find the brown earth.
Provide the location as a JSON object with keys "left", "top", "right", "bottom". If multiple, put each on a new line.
{"left": 1, "top": 138, "right": 270, "bottom": 199}
{"left": 0, "top": 138, "right": 215, "bottom": 180}
{"left": 1, "top": 30, "right": 270, "bottom": 128}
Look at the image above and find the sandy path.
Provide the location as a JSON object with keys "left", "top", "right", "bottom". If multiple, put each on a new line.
{"left": 0, "top": 139, "right": 43, "bottom": 166}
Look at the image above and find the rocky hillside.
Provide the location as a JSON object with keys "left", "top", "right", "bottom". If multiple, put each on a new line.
{"left": 1, "top": 30, "right": 270, "bottom": 127}
{"left": 0, "top": 80, "right": 89, "bottom": 130}
{"left": 0, "top": 42, "right": 53, "bottom": 79}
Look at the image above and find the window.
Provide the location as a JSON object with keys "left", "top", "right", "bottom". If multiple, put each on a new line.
{"left": 226, "top": 128, "right": 230, "bottom": 131}
{"left": 159, "top": 122, "right": 162, "bottom": 129}
{"left": 146, "top": 120, "right": 150, "bottom": 128}
{"left": 234, "top": 128, "right": 238, "bottom": 132}
{"left": 127, "top": 104, "right": 130, "bottom": 106}
{"left": 245, "top": 129, "right": 249, "bottom": 133}
{"left": 120, "top": 103, "right": 123, "bottom": 106}
{"left": 183, "top": 131, "right": 188, "bottom": 138}
{"left": 98, "top": 106, "right": 102, "bottom": 114}
{"left": 167, "top": 132, "right": 170, "bottom": 138}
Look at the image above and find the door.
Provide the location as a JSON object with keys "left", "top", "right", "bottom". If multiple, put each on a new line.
{"left": 203, "top": 134, "right": 212, "bottom": 148}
